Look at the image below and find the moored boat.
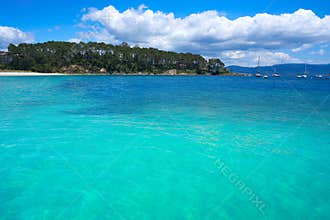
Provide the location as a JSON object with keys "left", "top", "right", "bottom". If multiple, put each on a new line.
{"left": 296, "top": 74, "right": 307, "bottom": 78}
{"left": 255, "top": 56, "right": 262, "bottom": 77}
{"left": 272, "top": 66, "right": 280, "bottom": 77}
{"left": 297, "top": 64, "right": 308, "bottom": 78}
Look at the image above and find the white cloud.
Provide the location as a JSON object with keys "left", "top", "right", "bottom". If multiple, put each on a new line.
{"left": 68, "top": 38, "right": 82, "bottom": 43}
{"left": 292, "top": 44, "right": 312, "bottom": 52}
{"left": 311, "top": 49, "right": 325, "bottom": 55}
{"left": 48, "top": 25, "right": 61, "bottom": 32}
{"left": 0, "top": 26, "right": 33, "bottom": 49}
{"left": 222, "top": 50, "right": 246, "bottom": 59}
{"left": 221, "top": 50, "right": 302, "bottom": 66}
{"left": 80, "top": 5, "right": 330, "bottom": 56}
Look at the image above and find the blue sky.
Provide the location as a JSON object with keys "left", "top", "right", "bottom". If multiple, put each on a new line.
{"left": 1, "top": 0, "right": 329, "bottom": 66}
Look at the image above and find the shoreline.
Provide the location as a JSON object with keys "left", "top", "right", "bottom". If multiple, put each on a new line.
{"left": 0, "top": 72, "right": 66, "bottom": 76}
{"left": 0, "top": 71, "right": 246, "bottom": 77}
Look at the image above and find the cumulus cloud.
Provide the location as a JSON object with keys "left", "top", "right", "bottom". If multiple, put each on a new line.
{"left": 80, "top": 5, "right": 330, "bottom": 57}
{"left": 311, "top": 49, "right": 325, "bottom": 55}
{"left": 292, "top": 44, "right": 312, "bottom": 52}
{"left": 0, "top": 26, "right": 33, "bottom": 49}
{"left": 68, "top": 38, "right": 82, "bottom": 43}
{"left": 221, "top": 50, "right": 302, "bottom": 66}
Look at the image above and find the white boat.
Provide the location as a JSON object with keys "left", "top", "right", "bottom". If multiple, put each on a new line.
{"left": 296, "top": 74, "right": 307, "bottom": 78}
{"left": 297, "top": 64, "right": 308, "bottom": 78}
{"left": 272, "top": 66, "right": 280, "bottom": 77}
{"left": 255, "top": 56, "right": 262, "bottom": 77}
{"left": 263, "top": 75, "right": 269, "bottom": 79}
{"left": 315, "top": 74, "right": 323, "bottom": 78}
{"left": 302, "top": 64, "right": 308, "bottom": 78}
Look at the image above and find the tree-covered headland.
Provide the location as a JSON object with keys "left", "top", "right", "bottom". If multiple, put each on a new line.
{"left": 1, "top": 41, "right": 229, "bottom": 75}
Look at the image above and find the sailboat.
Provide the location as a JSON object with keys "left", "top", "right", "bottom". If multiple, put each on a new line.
{"left": 302, "top": 64, "right": 308, "bottom": 78}
{"left": 272, "top": 66, "right": 280, "bottom": 77}
{"left": 297, "top": 64, "right": 308, "bottom": 78}
{"left": 255, "top": 56, "right": 262, "bottom": 77}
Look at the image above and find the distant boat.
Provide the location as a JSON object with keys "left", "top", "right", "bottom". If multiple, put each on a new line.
{"left": 297, "top": 74, "right": 307, "bottom": 79}
{"left": 272, "top": 66, "right": 280, "bottom": 77}
{"left": 255, "top": 56, "right": 262, "bottom": 77}
{"left": 315, "top": 74, "right": 323, "bottom": 78}
{"left": 263, "top": 75, "right": 269, "bottom": 79}
{"left": 296, "top": 64, "right": 308, "bottom": 79}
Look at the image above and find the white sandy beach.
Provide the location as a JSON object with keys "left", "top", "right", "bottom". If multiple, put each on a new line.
{"left": 0, "top": 72, "right": 65, "bottom": 76}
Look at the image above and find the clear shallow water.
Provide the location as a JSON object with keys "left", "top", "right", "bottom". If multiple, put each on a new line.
{"left": 0, "top": 76, "right": 329, "bottom": 220}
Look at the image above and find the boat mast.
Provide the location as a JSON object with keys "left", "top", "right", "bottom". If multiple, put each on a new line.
{"left": 257, "top": 56, "right": 260, "bottom": 73}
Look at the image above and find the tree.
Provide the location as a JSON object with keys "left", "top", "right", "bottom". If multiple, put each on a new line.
{"left": 5, "top": 41, "right": 227, "bottom": 75}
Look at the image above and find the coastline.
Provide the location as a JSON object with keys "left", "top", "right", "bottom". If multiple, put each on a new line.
{"left": 0, "top": 71, "right": 193, "bottom": 76}
{"left": 0, "top": 70, "right": 246, "bottom": 76}
{"left": 0, "top": 72, "right": 66, "bottom": 76}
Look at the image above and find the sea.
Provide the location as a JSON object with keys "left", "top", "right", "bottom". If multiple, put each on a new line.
{"left": 0, "top": 75, "right": 329, "bottom": 219}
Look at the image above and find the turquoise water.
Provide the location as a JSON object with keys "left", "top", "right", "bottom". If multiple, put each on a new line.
{"left": 0, "top": 76, "right": 329, "bottom": 219}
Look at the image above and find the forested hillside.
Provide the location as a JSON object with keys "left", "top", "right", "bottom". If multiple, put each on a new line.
{"left": 2, "top": 41, "right": 228, "bottom": 74}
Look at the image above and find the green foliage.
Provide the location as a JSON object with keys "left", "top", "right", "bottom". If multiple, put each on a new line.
{"left": 208, "top": 58, "right": 227, "bottom": 75}
{"left": 6, "top": 41, "right": 228, "bottom": 74}
{"left": 6, "top": 42, "right": 202, "bottom": 73}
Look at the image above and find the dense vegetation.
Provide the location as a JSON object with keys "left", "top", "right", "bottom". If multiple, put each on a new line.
{"left": 1, "top": 41, "right": 229, "bottom": 74}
